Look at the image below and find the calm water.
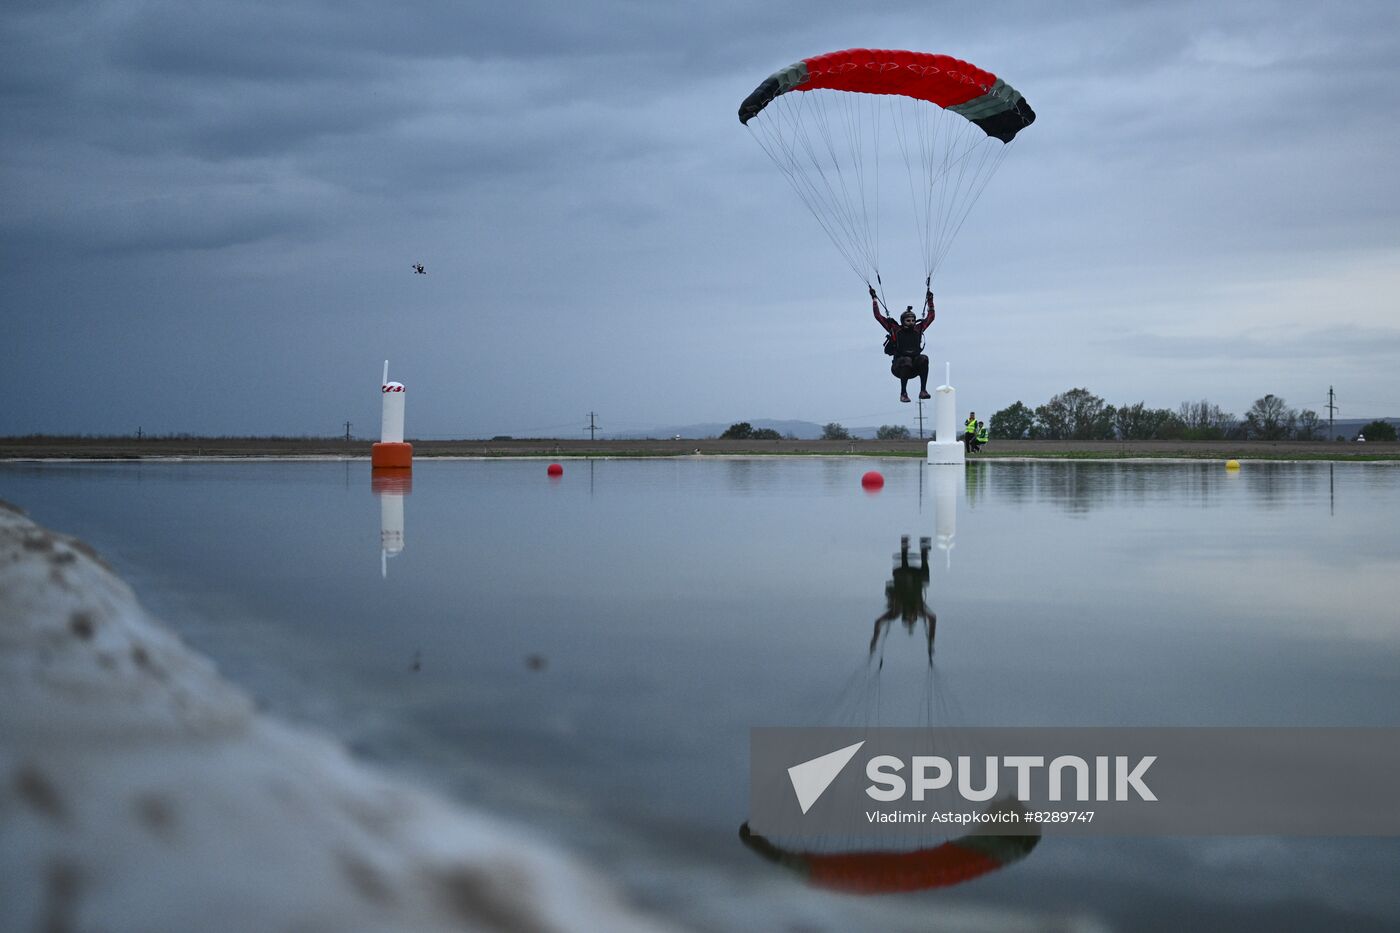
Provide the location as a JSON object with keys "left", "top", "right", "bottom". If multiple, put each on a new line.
{"left": 4, "top": 458, "right": 1400, "bottom": 931}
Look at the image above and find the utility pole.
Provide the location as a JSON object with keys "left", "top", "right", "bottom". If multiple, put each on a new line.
{"left": 1325, "top": 386, "right": 1338, "bottom": 441}
{"left": 136, "top": 426, "right": 142, "bottom": 441}
{"left": 586, "top": 412, "right": 599, "bottom": 441}
{"left": 915, "top": 398, "right": 926, "bottom": 439}
{"left": 344, "top": 421, "right": 353, "bottom": 441}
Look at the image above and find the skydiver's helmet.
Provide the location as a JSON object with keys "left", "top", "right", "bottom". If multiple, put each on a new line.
{"left": 900, "top": 307, "right": 916, "bottom": 326}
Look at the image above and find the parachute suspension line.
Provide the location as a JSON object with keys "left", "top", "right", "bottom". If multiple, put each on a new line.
{"left": 840, "top": 91, "right": 888, "bottom": 308}
{"left": 926, "top": 115, "right": 1012, "bottom": 278}
{"left": 747, "top": 85, "right": 1020, "bottom": 292}
{"left": 869, "top": 91, "right": 881, "bottom": 290}
{"left": 748, "top": 91, "right": 895, "bottom": 287}
{"left": 935, "top": 139, "right": 1012, "bottom": 277}
{"left": 792, "top": 93, "right": 875, "bottom": 278}
{"left": 748, "top": 99, "right": 870, "bottom": 282}
{"left": 802, "top": 90, "right": 872, "bottom": 276}
{"left": 890, "top": 96, "right": 938, "bottom": 281}
{"left": 822, "top": 91, "right": 879, "bottom": 278}
{"left": 885, "top": 96, "right": 1013, "bottom": 280}
{"left": 824, "top": 89, "right": 880, "bottom": 282}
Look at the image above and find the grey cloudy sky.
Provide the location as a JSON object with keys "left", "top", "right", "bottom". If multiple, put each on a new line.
{"left": 3, "top": 0, "right": 1398, "bottom": 437}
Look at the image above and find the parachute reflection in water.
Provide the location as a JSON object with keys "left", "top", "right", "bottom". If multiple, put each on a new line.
{"left": 740, "top": 800, "right": 1040, "bottom": 895}
{"left": 739, "top": 49, "right": 1035, "bottom": 289}
{"left": 737, "top": 534, "right": 1039, "bottom": 895}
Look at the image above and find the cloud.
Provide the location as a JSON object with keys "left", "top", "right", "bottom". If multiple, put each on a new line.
{"left": 2, "top": 0, "right": 1398, "bottom": 434}
{"left": 1105, "top": 325, "right": 1400, "bottom": 362}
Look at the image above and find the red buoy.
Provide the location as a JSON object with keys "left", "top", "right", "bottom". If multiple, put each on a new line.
{"left": 547, "top": 463, "right": 563, "bottom": 476}
{"left": 861, "top": 470, "right": 884, "bottom": 490}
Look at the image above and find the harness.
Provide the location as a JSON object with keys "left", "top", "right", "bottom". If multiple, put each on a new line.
{"left": 885, "top": 323, "right": 923, "bottom": 357}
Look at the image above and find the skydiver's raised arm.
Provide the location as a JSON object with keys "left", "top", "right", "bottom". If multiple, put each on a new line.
{"left": 870, "top": 286, "right": 892, "bottom": 329}
{"left": 920, "top": 289, "right": 936, "bottom": 329}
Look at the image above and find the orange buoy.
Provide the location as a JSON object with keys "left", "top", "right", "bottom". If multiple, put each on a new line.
{"left": 547, "top": 463, "right": 563, "bottom": 476}
{"left": 371, "top": 442, "right": 413, "bottom": 469}
{"left": 861, "top": 470, "right": 884, "bottom": 490}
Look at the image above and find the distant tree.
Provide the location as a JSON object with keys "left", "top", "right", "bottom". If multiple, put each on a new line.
{"left": 1154, "top": 413, "right": 1188, "bottom": 439}
{"left": 822, "top": 422, "right": 851, "bottom": 440}
{"left": 1033, "top": 388, "right": 1114, "bottom": 440}
{"left": 1091, "top": 405, "right": 1118, "bottom": 440}
{"left": 721, "top": 422, "right": 754, "bottom": 440}
{"left": 1294, "top": 409, "right": 1322, "bottom": 440}
{"left": 1359, "top": 420, "right": 1398, "bottom": 442}
{"left": 751, "top": 428, "right": 782, "bottom": 440}
{"left": 1028, "top": 403, "right": 1061, "bottom": 439}
{"left": 989, "top": 402, "right": 1034, "bottom": 440}
{"left": 1177, "top": 399, "right": 1235, "bottom": 440}
{"left": 1113, "top": 402, "right": 1182, "bottom": 440}
{"left": 1243, "top": 394, "right": 1297, "bottom": 440}
{"left": 876, "top": 424, "right": 911, "bottom": 440}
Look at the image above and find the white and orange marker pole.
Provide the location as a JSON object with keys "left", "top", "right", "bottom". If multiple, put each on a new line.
{"left": 371, "top": 360, "right": 412, "bottom": 469}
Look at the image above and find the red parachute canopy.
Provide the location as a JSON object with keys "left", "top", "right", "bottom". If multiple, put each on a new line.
{"left": 738, "top": 49, "right": 1035, "bottom": 287}
{"left": 740, "top": 809, "right": 1040, "bottom": 895}
{"left": 739, "top": 49, "right": 1034, "bottom": 142}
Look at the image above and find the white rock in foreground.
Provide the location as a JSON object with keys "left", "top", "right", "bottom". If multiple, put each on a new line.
{"left": 0, "top": 501, "right": 676, "bottom": 933}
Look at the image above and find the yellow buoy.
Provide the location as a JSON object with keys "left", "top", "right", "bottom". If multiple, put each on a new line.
{"left": 1225, "top": 459, "right": 1240, "bottom": 470}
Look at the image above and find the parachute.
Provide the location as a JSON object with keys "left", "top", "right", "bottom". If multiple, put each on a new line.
{"left": 738, "top": 49, "right": 1035, "bottom": 296}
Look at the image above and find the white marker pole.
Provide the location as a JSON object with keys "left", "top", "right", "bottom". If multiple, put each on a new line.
{"left": 926, "top": 361, "right": 965, "bottom": 465}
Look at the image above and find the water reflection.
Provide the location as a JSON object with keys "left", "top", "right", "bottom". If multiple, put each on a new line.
{"left": 738, "top": 530, "right": 1039, "bottom": 896}
{"left": 738, "top": 801, "right": 1039, "bottom": 894}
{"left": 971, "top": 461, "right": 1349, "bottom": 514}
{"left": 871, "top": 535, "right": 937, "bottom": 665}
{"left": 931, "top": 464, "right": 961, "bottom": 565}
{"left": 370, "top": 470, "right": 411, "bottom": 578}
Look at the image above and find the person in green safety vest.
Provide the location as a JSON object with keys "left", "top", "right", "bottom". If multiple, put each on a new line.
{"left": 963, "top": 412, "right": 977, "bottom": 452}
{"left": 974, "top": 421, "right": 989, "bottom": 452}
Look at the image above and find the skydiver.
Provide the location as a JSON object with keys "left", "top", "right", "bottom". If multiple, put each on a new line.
{"left": 412, "top": 263, "right": 426, "bottom": 274}
{"left": 872, "top": 286, "right": 934, "bottom": 403}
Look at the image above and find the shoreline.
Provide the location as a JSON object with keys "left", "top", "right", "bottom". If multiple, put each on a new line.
{"left": 4, "top": 437, "right": 1397, "bottom": 462}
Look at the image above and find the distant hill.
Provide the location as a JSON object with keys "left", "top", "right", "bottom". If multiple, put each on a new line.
{"left": 1329, "top": 418, "right": 1399, "bottom": 440}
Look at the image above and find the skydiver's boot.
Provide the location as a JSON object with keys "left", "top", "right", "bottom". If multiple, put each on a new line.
{"left": 899, "top": 379, "right": 911, "bottom": 403}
